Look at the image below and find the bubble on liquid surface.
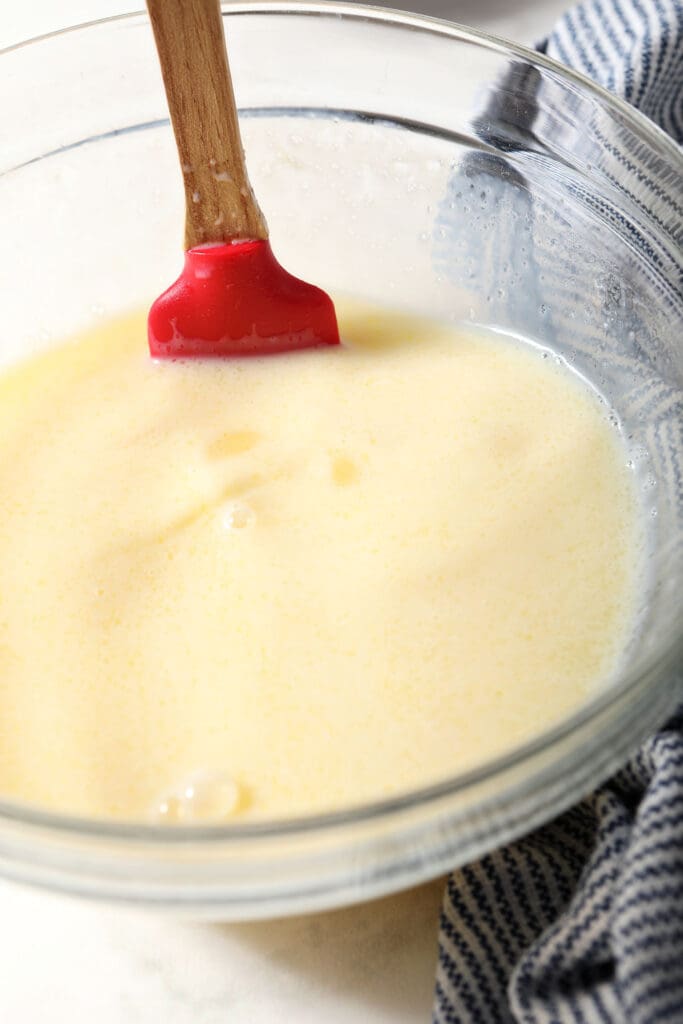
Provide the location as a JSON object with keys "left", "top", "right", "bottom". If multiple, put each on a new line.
{"left": 221, "top": 500, "right": 255, "bottom": 530}
{"left": 332, "top": 455, "right": 358, "bottom": 486}
{"left": 152, "top": 770, "right": 243, "bottom": 824}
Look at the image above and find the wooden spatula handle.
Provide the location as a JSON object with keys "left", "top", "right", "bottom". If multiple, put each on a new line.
{"left": 146, "top": 0, "right": 268, "bottom": 249}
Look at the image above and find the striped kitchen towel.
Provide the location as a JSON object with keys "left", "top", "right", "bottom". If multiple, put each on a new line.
{"left": 434, "top": 2, "right": 683, "bottom": 1022}
{"left": 434, "top": 712, "right": 683, "bottom": 1023}
{"left": 540, "top": 0, "right": 683, "bottom": 143}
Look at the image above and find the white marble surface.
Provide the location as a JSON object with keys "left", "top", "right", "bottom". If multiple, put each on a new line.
{"left": 2, "top": 877, "right": 445, "bottom": 1023}
{"left": 0, "top": 2, "right": 570, "bottom": 1021}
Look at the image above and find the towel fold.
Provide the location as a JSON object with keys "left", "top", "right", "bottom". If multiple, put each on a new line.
{"left": 435, "top": 712, "right": 683, "bottom": 1023}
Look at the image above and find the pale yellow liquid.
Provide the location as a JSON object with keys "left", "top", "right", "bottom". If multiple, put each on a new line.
{"left": 0, "top": 302, "right": 638, "bottom": 821}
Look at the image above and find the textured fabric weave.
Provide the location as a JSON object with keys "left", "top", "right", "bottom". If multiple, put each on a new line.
{"left": 435, "top": 714, "right": 683, "bottom": 1023}
{"left": 542, "top": 0, "right": 683, "bottom": 143}
{"left": 434, "top": 2, "right": 683, "bottom": 1021}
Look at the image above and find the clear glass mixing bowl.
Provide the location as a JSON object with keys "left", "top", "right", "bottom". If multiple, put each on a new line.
{"left": 0, "top": 2, "right": 681, "bottom": 918}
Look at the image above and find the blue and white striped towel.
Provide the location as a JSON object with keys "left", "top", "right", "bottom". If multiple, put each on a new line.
{"left": 434, "top": 2, "right": 683, "bottom": 1022}
{"left": 541, "top": 0, "right": 683, "bottom": 143}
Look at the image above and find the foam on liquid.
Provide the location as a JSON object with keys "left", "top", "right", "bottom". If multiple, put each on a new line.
{"left": 0, "top": 301, "right": 640, "bottom": 820}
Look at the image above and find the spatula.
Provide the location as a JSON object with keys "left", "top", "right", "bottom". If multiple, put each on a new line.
{"left": 146, "top": 0, "right": 340, "bottom": 358}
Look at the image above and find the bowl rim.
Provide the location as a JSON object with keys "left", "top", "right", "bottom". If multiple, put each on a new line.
{"left": 0, "top": 0, "right": 681, "bottom": 845}
{"left": 2, "top": 0, "right": 681, "bottom": 168}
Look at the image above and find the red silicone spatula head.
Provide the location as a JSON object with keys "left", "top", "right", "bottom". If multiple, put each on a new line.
{"left": 148, "top": 240, "right": 339, "bottom": 358}
{"left": 146, "top": 0, "right": 339, "bottom": 359}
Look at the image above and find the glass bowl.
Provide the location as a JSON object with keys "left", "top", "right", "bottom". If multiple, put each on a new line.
{"left": 0, "top": 2, "right": 681, "bottom": 918}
